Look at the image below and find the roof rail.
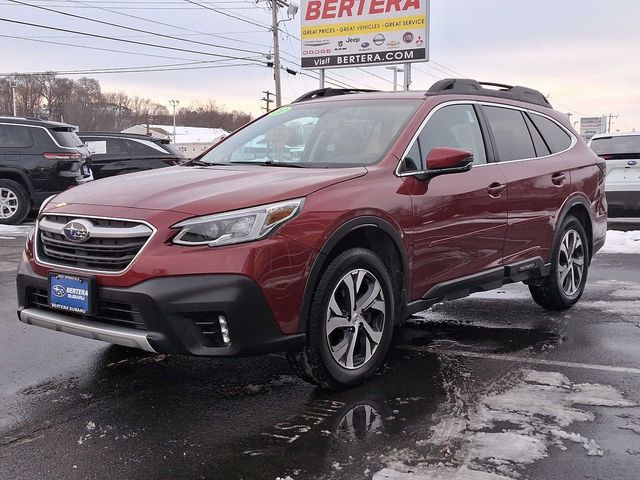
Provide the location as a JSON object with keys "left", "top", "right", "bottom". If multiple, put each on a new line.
{"left": 291, "top": 88, "right": 380, "bottom": 104}
{"left": 427, "top": 78, "right": 552, "bottom": 108}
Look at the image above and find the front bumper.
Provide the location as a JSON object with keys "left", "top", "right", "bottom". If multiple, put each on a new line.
{"left": 17, "top": 261, "right": 305, "bottom": 356}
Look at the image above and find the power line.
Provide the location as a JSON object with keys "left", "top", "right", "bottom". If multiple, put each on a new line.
{"left": 6, "top": 0, "right": 265, "bottom": 56}
{"left": 0, "top": 33, "right": 223, "bottom": 62}
{"left": 183, "top": 0, "right": 271, "bottom": 30}
{"left": 2, "top": 62, "right": 264, "bottom": 77}
{"left": 59, "top": 0, "right": 272, "bottom": 50}
{"left": 0, "top": 17, "right": 267, "bottom": 62}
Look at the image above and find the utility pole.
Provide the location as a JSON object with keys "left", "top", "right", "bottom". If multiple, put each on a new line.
{"left": 168, "top": 99, "right": 180, "bottom": 143}
{"left": 271, "top": 0, "right": 282, "bottom": 108}
{"left": 9, "top": 81, "right": 17, "bottom": 116}
{"left": 385, "top": 66, "right": 404, "bottom": 91}
{"left": 607, "top": 113, "right": 618, "bottom": 133}
{"left": 262, "top": 91, "right": 274, "bottom": 112}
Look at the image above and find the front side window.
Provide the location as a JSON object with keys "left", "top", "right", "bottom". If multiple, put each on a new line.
{"left": 195, "top": 100, "right": 419, "bottom": 168}
{"left": 404, "top": 104, "right": 487, "bottom": 170}
{"left": 484, "top": 106, "right": 536, "bottom": 161}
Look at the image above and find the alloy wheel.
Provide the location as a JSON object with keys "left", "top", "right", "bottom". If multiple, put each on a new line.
{"left": 557, "top": 229, "right": 585, "bottom": 297}
{"left": 0, "top": 188, "right": 19, "bottom": 219}
{"left": 325, "top": 268, "right": 386, "bottom": 370}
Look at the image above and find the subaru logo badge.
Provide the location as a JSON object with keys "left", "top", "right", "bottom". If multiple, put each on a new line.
{"left": 628, "top": 160, "right": 637, "bottom": 166}
{"left": 62, "top": 219, "right": 92, "bottom": 243}
{"left": 52, "top": 285, "right": 66, "bottom": 297}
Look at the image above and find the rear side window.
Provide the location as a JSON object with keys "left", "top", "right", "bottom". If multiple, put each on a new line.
{"left": 84, "top": 138, "right": 129, "bottom": 157}
{"left": 0, "top": 124, "right": 34, "bottom": 148}
{"left": 123, "top": 138, "right": 169, "bottom": 157}
{"left": 484, "top": 106, "right": 536, "bottom": 161}
{"left": 51, "top": 129, "right": 83, "bottom": 148}
{"left": 529, "top": 114, "right": 572, "bottom": 153}
{"left": 416, "top": 104, "right": 487, "bottom": 167}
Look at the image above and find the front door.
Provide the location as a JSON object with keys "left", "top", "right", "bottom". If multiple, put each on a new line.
{"left": 402, "top": 103, "right": 509, "bottom": 300}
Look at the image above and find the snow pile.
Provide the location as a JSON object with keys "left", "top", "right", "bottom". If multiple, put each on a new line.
{"left": 0, "top": 223, "right": 33, "bottom": 239}
{"left": 600, "top": 230, "right": 640, "bottom": 254}
{"left": 375, "top": 369, "right": 636, "bottom": 479}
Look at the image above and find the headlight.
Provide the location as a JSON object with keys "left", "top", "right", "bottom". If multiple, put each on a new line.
{"left": 171, "top": 198, "right": 304, "bottom": 247}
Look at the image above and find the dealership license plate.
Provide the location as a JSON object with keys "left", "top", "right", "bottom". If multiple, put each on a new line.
{"left": 49, "top": 273, "right": 91, "bottom": 314}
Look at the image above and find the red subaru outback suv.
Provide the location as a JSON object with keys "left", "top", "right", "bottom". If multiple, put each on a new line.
{"left": 17, "top": 79, "right": 607, "bottom": 389}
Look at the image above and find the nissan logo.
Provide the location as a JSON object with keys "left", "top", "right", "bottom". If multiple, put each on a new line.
{"left": 62, "top": 219, "right": 92, "bottom": 243}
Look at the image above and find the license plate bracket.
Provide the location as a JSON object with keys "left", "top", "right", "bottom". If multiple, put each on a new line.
{"left": 48, "top": 273, "right": 93, "bottom": 314}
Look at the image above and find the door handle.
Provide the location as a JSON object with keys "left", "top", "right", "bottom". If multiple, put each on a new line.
{"left": 487, "top": 182, "right": 506, "bottom": 197}
{"left": 552, "top": 172, "right": 567, "bottom": 186}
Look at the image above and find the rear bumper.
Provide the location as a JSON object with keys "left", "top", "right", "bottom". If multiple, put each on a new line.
{"left": 606, "top": 190, "right": 640, "bottom": 217}
{"left": 17, "top": 260, "right": 305, "bottom": 356}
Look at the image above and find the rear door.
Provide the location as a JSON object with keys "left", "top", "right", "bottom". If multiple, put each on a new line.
{"left": 482, "top": 104, "right": 572, "bottom": 265}
{"left": 404, "top": 103, "right": 509, "bottom": 299}
{"left": 83, "top": 136, "right": 130, "bottom": 179}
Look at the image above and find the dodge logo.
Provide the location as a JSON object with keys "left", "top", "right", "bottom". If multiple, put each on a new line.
{"left": 62, "top": 219, "right": 92, "bottom": 243}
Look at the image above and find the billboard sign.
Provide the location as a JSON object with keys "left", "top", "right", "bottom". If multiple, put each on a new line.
{"left": 580, "top": 116, "right": 607, "bottom": 140}
{"left": 300, "top": 0, "right": 429, "bottom": 69}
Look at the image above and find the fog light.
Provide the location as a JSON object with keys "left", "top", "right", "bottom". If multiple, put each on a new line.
{"left": 218, "top": 315, "right": 230, "bottom": 345}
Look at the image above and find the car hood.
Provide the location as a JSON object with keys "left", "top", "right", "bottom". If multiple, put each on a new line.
{"left": 50, "top": 165, "right": 368, "bottom": 215}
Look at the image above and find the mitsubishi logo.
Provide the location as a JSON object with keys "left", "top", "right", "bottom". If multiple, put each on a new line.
{"left": 62, "top": 219, "right": 92, "bottom": 243}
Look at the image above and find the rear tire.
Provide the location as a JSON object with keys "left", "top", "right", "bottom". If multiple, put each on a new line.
{"left": 287, "top": 248, "right": 395, "bottom": 390}
{"left": 0, "top": 179, "right": 29, "bottom": 225}
{"left": 529, "top": 215, "right": 589, "bottom": 310}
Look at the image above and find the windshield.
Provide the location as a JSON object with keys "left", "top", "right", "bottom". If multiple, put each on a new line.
{"left": 590, "top": 135, "right": 640, "bottom": 155}
{"left": 194, "top": 99, "right": 419, "bottom": 168}
{"left": 51, "top": 128, "right": 84, "bottom": 148}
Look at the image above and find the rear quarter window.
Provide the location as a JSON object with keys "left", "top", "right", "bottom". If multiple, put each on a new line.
{"left": 529, "top": 114, "right": 572, "bottom": 153}
{"left": 483, "top": 106, "right": 536, "bottom": 161}
{"left": 0, "top": 124, "right": 34, "bottom": 148}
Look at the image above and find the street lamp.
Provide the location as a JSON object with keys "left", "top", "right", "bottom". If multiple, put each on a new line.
{"left": 9, "top": 81, "right": 17, "bottom": 116}
{"left": 168, "top": 99, "right": 180, "bottom": 143}
{"left": 385, "top": 66, "right": 404, "bottom": 92}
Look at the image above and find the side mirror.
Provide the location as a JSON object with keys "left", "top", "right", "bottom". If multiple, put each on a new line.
{"left": 426, "top": 147, "right": 474, "bottom": 171}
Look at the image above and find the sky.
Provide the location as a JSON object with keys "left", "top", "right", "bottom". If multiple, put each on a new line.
{"left": 1, "top": 0, "right": 639, "bottom": 131}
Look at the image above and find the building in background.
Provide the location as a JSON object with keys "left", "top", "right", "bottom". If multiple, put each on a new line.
{"left": 122, "top": 124, "right": 228, "bottom": 158}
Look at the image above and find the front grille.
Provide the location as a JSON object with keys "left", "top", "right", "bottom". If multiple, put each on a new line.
{"left": 36, "top": 215, "right": 154, "bottom": 272}
{"left": 28, "top": 288, "right": 146, "bottom": 330}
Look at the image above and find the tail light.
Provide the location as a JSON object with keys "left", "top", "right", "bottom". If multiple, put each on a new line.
{"left": 43, "top": 152, "right": 83, "bottom": 160}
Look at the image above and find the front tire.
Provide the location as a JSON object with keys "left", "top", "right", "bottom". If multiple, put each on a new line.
{"left": 529, "top": 215, "right": 589, "bottom": 310}
{"left": 287, "top": 248, "right": 395, "bottom": 390}
{"left": 0, "top": 179, "right": 29, "bottom": 225}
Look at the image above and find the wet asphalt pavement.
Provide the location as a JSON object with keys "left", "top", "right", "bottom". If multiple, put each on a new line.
{"left": 1, "top": 228, "right": 640, "bottom": 480}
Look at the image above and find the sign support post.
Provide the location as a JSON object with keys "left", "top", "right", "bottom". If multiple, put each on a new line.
{"left": 403, "top": 63, "right": 412, "bottom": 91}
{"left": 319, "top": 69, "right": 325, "bottom": 88}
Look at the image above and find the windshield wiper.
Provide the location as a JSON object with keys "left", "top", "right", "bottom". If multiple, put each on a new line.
{"left": 189, "top": 160, "right": 229, "bottom": 166}
{"left": 229, "top": 161, "right": 307, "bottom": 168}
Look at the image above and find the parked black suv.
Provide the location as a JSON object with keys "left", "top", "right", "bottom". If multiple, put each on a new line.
{"left": 78, "top": 132, "right": 184, "bottom": 179}
{"left": 0, "top": 117, "right": 92, "bottom": 224}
